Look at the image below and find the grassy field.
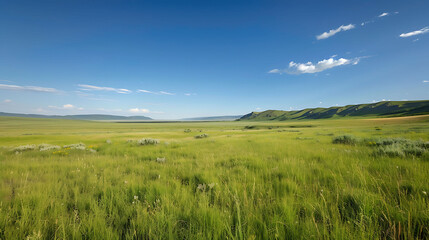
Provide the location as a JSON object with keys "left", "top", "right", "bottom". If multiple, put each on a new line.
{"left": 0, "top": 116, "right": 428, "bottom": 239}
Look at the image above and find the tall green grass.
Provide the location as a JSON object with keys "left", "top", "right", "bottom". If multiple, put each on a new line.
{"left": 0, "top": 116, "right": 428, "bottom": 239}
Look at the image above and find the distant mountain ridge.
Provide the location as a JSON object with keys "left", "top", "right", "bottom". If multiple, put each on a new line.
{"left": 181, "top": 115, "right": 243, "bottom": 121}
{"left": 0, "top": 112, "right": 152, "bottom": 121}
{"left": 239, "top": 100, "right": 429, "bottom": 121}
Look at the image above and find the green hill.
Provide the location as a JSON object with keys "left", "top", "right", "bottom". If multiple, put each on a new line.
{"left": 239, "top": 100, "right": 429, "bottom": 121}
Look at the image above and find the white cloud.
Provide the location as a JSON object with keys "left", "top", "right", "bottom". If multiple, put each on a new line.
{"left": 423, "top": 80, "right": 429, "bottom": 83}
{"left": 159, "top": 91, "right": 174, "bottom": 95}
{"left": 0, "top": 83, "right": 59, "bottom": 93}
{"left": 3, "top": 99, "right": 12, "bottom": 103}
{"left": 362, "top": 12, "right": 398, "bottom": 26}
{"left": 400, "top": 27, "right": 429, "bottom": 38}
{"left": 63, "top": 104, "right": 74, "bottom": 109}
{"left": 267, "top": 69, "right": 281, "bottom": 74}
{"left": 269, "top": 57, "right": 360, "bottom": 75}
{"left": 137, "top": 89, "right": 175, "bottom": 95}
{"left": 78, "top": 84, "right": 131, "bottom": 94}
{"left": 49, "top": 104, "right": 83, "bottom": 110}
{"left": 137, "top": 89, "right": 155, "bottom": 94}
{"left": 361, "top": 21, "right": 371, "bottom": 26}
{"left": 316, "top": 24, "right": 355, "bottom": 40}
{"left": 129, "top": 108, "right": 150, "bottom": 113}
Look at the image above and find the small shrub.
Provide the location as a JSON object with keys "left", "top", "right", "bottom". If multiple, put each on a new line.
{"left": 194, "top": 134, "right": 209, "bottom": 139}
{"left": 184, "top": 129, "right": 191, "bottom": 133}
{"left": 377, "top": 144, "right": 405, "bottom": 157}
{"left": 137, "top": 138, "right": 160, "bottom": 145}
{"left": 370, "top": 138, "right": 428, "bottom": 158}
{"left": 332, "top": 135, "right": 358, "bottom": 145}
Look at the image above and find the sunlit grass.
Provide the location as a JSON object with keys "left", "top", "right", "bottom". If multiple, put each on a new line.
{"left": 0, "top": 116, "right": 428, "bottom": 239}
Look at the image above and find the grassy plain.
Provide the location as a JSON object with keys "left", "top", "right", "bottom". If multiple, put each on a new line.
{"left": 0, "top": 116, "right": 428, "bottom": 239}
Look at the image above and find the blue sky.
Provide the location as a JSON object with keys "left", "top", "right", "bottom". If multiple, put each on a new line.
{"left": 0, "top": 0, "right": 428, "bottom": 119}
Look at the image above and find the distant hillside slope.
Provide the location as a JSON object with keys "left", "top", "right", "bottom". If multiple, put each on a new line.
{"left": 181, "top": 115, "right": 243, "bottom": 121}
{"left": 0, "top": 113, "right": 152, "bottom": 121}
{"left": 239, "top": 100, "right": 429, "bottom": 121}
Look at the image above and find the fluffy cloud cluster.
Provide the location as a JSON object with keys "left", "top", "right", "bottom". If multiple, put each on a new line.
{"left": 269, "top": 57, "right": 360, "bottom": 74}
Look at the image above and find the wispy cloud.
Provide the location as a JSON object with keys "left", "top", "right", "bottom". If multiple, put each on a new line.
{"left": 268, "top": 69, "right": 281, "bottom": 74}
{"left": 316, "top": 24, "right": 355, "bottom": 40}
{"left": 129, "top": 108, "right": 150, "bottom": 113}
{"left": 184, "top": 93, "right": 196, "bottom": 96}
{"left": 362, "top": 11, "right": 398, "bottom": 26}
{"left": 78, "top": 84, "right": 132, "bottom": 94}
{"left": 0, "top": 83, "right": 59, "bottom": 93}
{"left": 137, "top": 89, "right": 155, "bottom": 94}
{"left": 159, "top": 91, "right": 174, "bottom": 95}
{"left": 269, "top": 57, "right": 361, "bottom": 74}
{"left": 400, "top": 27, "right": 429, "bottom": 38}
{"left": 3, "top": 99, "right": 12, "bottom": 103}
{"left": 423, "top": 80, "right": 429, "bottom": 83}
{"left": 137, "top": 89, "right": 175, "bottom": 95}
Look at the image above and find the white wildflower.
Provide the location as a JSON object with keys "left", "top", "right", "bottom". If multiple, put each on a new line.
{"left": 12, "top": 144, "right": 36, "bottom": 152}
{"left": 63, "top": 143, "right": 86, "bottom": 150}
{"left": 137, "top": 138, "right": 160, "bottom": 145}
{"left": 39, "top": 144, "right": 61, "bottom": 151}
{"left": 194, "top": 134, "right": 209, "bottom": 139}
{"left": 197, "top": 184, "right": 206, "bottom": 192}
{"left": 156, "top": 157, "right": 166, "bottom": 163}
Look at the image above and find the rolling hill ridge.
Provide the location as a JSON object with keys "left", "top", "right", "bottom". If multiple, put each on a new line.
{"left": 239, "top": 100, "right": 429, "bottom": 121}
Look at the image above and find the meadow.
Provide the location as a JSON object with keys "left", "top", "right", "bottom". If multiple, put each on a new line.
{"left": 0, "top": 116, "right": 428, "bottom": 239}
